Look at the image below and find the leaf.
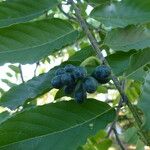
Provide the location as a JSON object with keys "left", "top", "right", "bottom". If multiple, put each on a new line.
{"left": 0, "top": 99, "right": 115, "bottom": 150}
{"left": 0, "top": 111, "right": 10, "bottom": 124}
{"left": 90, "top": 0, "right": 150, "bottom": 28}
{"left": 81, "top": 130, "right": 112, "bottom": 150}
{"left": 0, "top": 0, "right": 59, "bottom": 28}
{"left": 106, "top": 51, "right": 135, "bottom": 76}
{"left": 0, "top": 18, "right": 78, "bottom": 65}
{"left": 126, "top": 48, "right": 150, "bottom": 76}
{"left": 0, "top": 46, "right": 93, "bottom": 110}
{"left": 104, "top": 26, "right": 150, "bottom": 52}
{"left": 138, "top": 72, "right": 150, "bottom": 130}
{"left": 85, "top": 0, "right": 110, "bottom": 5}
{"left": 0, "top": 69, "right": 55, "bottom": 110}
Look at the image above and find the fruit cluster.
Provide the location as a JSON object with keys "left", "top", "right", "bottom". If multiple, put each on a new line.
{"left": 51, "top": 64, "right": 111, "bottom": 103}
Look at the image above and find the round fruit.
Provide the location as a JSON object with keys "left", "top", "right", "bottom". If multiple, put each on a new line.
{"left": 51, "top": 75, "right": 63, "bottom": 89}
{"left": 55, "top": 68, "right": 66, "bottom": 76}
{"left": 83, "top": 77, "right": 98, "bottom": 93}
{"left": 74, "top": 83, "right": 87, "bottom": 103}
{"left": 64, "top": 84, "right": 76, "bottom": 95}
{"left": 73, "top": 66, "right": 87, "bottom": 80}
{"left": 92, "top": 65, "right": 111, "bottom": 83}
{"left": 64, "top": 64, "right": 76, "bottom": 72}
{"left": 61, "top": 73, "right": 74, "bottom": 85}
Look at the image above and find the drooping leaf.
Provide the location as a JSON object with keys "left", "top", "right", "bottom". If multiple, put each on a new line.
{"left": 138, "top": 72, "right": 150, "bottom": 130}
{"left": 90, "top": 0, "right": 150, "bottom": 28}
{"left": 126, "top": 48, "right": 150, "bottom": 76}
{"left": 0, "top": 46, "right": 93, "bottom": 110}
{"left": 106, "top": 51, "right": 135, "bottom": 76}
{"left": 0, "top": 0, "right": 60, "bottom": 28}
{"left": 0, "top": 18, "right": 78, "bottom": 65}
{"left": 104, "top": 26, "right": 150, "bottom": 52}
{"left": 0, "top": 99, "right": 115, "bottom": 150}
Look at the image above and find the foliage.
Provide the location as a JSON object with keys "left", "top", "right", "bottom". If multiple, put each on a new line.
{"left": 0, "top": 0, "right": 150, "bottom": 149}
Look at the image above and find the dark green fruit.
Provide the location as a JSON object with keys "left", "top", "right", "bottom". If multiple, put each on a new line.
{"left": 61, "top": 73, "right": 74, "bottom": 85}
{"left": 64, "top": 84, "right": 76, "bottom": 95}
{"left": 55, "top": 68, "right": 66, "bottom": 76}
{"left": 74, "top": 83, "right": 87, "bottom": 103}
{"left": 64, "top": 64, "right": 76, "bottom": 72}
{"left": 73, "top": 66, "right": 87, "bottom": 80}
{"left": 93, "top": 65, "right": 111, "bottom": 83}
{"left": 51, "top": 75, "right": 63, "bottom": 89}
{"left": 83, "top": 77, "right": 98, "bottom": 93}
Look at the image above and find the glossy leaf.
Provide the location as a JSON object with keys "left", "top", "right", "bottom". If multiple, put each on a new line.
{"left": 138, "top": 72, "right": 150, "bottom": 130}
{"left": 90, "top": 0, "right": 150, "bottom": 28}
{"left": 0, "top": 99, "right": 115, "bottom": 150}
{"left": 126, "top": 48, "right": 150, "bottom": 76}
{"left": 0, "top": 18, "right": 78, "bottom": 65}
{"left": 104, "top": 26, "right": 150, "bottom": 52}
{"left": 0, "top": 0, "right": 59, "bottom": 28}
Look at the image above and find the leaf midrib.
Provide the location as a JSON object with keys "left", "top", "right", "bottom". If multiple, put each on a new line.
{"left": 0, "top": 107, "right": 113, "bottom": 148}
{"left": 0, "top": 30, "right": 77, "bottom": 54}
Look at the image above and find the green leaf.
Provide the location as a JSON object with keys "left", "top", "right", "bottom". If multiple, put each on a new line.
{"left": 0, "top": 46, "right": 93, "bottom": 110}
{"left": 104, "top": 26, "right": 150, "bottom": 52}
{"left": 106, "top": 51, "right": 134, "bottom": 76}
{"left": 126, "top": 48, "right": 150, "bottom": 76}
{"left": 0, "top": 18, "right": 78, "bottom": 65}
{"left": 85, "top": 0, "right": 110, "bottom": 5}
{"left": 0, "top": 0, "right": 59, "bottom": 28}
{"left": 0, "top": 111, "right": 10, "bottom": 124}
{"left": 138, "top": 72, "right": 150, "bottom": 130}
{"left": 90, "top": 0, "right": 150, "bottom": 28}
{"left": 0, "top": 69, "right": 55, "bottom": 110}
{"left": 81, "top": 130, "right": 112, "bottom": 150}
{"left": 0, "top": 99, "right": 115, "bottom": 150}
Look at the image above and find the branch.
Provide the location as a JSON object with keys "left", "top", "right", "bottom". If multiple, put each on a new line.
{"left": 68, "top": 0, "right": 149, "bottom": 145}
{"left": 113, "top": 127, "right": 126, "bottom": 150}
{"left": 19, "top": 64, "right": 25, "bottom": 83}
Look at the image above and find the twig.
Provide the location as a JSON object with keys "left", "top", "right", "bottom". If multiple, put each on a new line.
{"left": 68, "top": 0, "right": 149, "bottom": 145}
{"left": 58, "top": 4, "right": 77, "bottom": 21}
{"left": 113, "top": 127, "right": 126, "bottom": 150}
{"left": 19, "top": 64, "right": 25, "bottom": 83}
{"left": 107, "top": 80, "right": 125, "bottom": 136}
{"left": 34, "top": 62, "right": 39, "bottom": 77}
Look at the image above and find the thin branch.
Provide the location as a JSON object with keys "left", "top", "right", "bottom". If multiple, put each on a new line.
{"left": 68, "top": 0, "right": 149, "bottom": 145}
{"left": 19, "top": 64, "right": 25, "bottom": 83}
{"left": 107, "top": 80, "right": 125, "bottom": 136}
{"left": 58, "top": 4, "right": 77, "bottom": 21}
{"left": 113, "top": 127, "right": 126, "bottom": 150}
{"left": 34, "top": 62, "right": 39, "bottom": 77}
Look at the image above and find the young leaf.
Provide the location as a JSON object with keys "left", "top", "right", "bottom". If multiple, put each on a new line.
{"left": 0, "top": 18, "right": 78, "bottom": 65}
{"left": 90, "top": 0, "right": 150, "bottom": 28}
{"left": 0, "top": 99, "right": 115, "bottom": 150}
{"left": 0, "top": 0, "right": 60, "bottom": 28}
